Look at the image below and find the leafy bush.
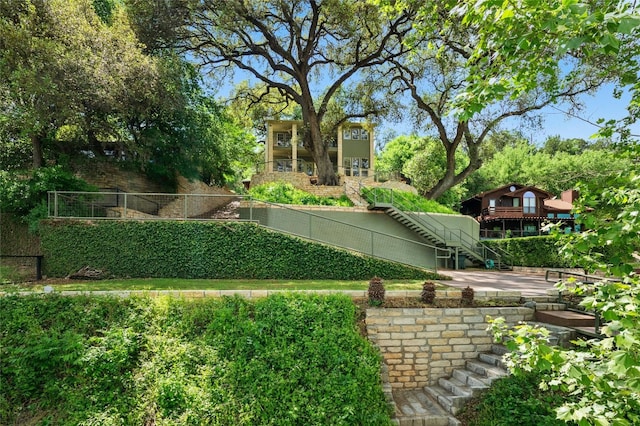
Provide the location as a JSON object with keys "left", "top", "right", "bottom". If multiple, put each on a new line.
{"left": 39, "top": 220, "right": 437, "bottom": 280}
{"left": 0, "top": 294, "right": 393, "bottom": 425}
{"left": 482, "top": 235, "right": 574, "bottom": 267}
{"left": 249, "top": 182, "right": 353, "bottom": 206}
{"left": 360, "top": 187, "right": 456, "bottom": 214}
{"left": 0, "top": 166, "right": 96, "bottom": 232}
{"left": 460, "top": 373, "right": 568, "bottom": 426}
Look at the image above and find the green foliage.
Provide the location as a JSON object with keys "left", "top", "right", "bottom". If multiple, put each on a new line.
{"left": 0, "top": 166, "right": 96, "bottom": 232}
{"left": 472, "top": 140, "right": 632, "bottom": 196}
{"left": 249, "top": 182, "right": 353, "bottom": 206}
{"left": 0, "top": 294, "right": 392, "bottom": 425}
{"left": 482, "top": 236, "right": 573, "bottom": 268}
{"left": 462, "top": 372, "right": 568, "bottom": 426}
{"left": 558, "top": 158, "right": 640, "bottom": 276}
{"left": 39, "top": 220, "right": 435, "bottom": 280}
{"left": 360, "top": 187, "right": 457, "bottom": 214}
{"left": 487, "top": 145, "right": 640, "bottom": 425}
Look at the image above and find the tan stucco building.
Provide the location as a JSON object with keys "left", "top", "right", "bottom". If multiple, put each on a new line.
{"left": 264, "top": 120, "right": 375, "bottom": 177}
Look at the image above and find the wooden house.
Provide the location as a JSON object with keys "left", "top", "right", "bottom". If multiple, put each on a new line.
{"left": 460, "top": 183, "right": 578, "bottom": 238}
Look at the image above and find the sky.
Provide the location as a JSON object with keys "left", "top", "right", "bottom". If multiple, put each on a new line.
{"left": 508, "top": 87, "right": 639, "bottom": 143}
{"left": 375, "top": 85, "right": 639, "bottom": 148}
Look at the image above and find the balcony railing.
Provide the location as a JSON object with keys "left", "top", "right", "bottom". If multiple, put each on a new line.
{"left": 483, "top": 206, "right": 540, "bottom": 217}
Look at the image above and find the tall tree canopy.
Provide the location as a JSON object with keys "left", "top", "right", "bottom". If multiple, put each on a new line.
{"left": 176, "top": 0, "right": 414, "bottom": 185}
{"left": 0, "top": 0, "right": 254, "bottom": 187}
{"left": 373, "top": 0, "right": 639, "bottom": 198}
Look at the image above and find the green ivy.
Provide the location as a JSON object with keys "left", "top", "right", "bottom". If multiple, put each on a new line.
{"left": 39, "top": 220, "right": 436, "bottom": 280}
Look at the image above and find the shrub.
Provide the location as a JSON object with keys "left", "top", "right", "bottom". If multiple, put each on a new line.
{"left": 482, "top": 235, "right": 574, "bottom": 267}
{"left": 421, "top": 281, "right": 436, "bottom": 304}
{"left": 360, "top": 187, "right": 456, "bottom": 214}
{"left": 0, "top": 166, "right": 96, "bottom": 232}
{"left": 368, "top": 276, "right": 385, "bottom": 306}
{"left": 249, "top": 181, "right": 353, "bottom": 206}
{"left": 459, "top": 373, "right": 567, "bottom": 426}
{"left": 461, "top": 286, "right": 474, "bottom": 306}
{"left": 39, "top": 220, "right": 437, "bottom": 280}
{"left": 0, "top": 294, "right": 393, "bottom": 425}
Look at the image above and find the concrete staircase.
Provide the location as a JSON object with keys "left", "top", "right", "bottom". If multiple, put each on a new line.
{"left": 391, "top": 346, "right": 508, "bottom": 425}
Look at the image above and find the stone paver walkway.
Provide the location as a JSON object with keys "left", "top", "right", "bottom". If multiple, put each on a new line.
{"left": 436, "top": 268, "right": 556, "bottom": 296}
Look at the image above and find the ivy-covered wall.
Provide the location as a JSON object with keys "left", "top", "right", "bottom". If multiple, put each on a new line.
{"left": 39, "top": 220, "right": 437, "bottom": 280}
{"left": 483, "top": 235, "right": 574, "bottom": 267}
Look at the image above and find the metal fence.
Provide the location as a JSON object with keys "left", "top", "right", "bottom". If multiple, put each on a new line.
{"left": 48, "top": 191, "right": 243, "bottom": 220}
{"left": 48, "top": 191, "right": 449, "bottom": 271}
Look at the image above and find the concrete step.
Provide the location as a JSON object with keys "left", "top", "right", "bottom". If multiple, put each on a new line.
{"left": 392, "top": 389, "right": 460, "bottom": 426}
{"left": 535, "top": 310, "right": 596, "bottom": 327}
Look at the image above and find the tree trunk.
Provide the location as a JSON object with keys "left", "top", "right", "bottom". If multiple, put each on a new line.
{"left": 303, "top": 105, "right": 339, "bottom": 186}
{"left": 31, "top": 133, "right": 44, "bottom": 168}
{"left": 426, "top": 141, "right": 482, "bottom": 199}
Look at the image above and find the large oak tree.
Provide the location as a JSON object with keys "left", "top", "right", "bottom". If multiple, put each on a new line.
{"left": 181, "top": 0, "right": 414, "bottom": 185}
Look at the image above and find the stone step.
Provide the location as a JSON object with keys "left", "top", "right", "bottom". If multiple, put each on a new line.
{"left": 438, "top": 376, "right": 483, "bottom": 398}
{"left": 465, "top": 359, "right": 509, "bottom": 381}
{"left": 392, "top": 389, "right": 460, "bottom": 426}
{"left": 424, "top": 385, "right": 469, "bottom": 415}
{"left": 478, "top": 352, "right": 506, "bottom": 369}
{"left": 535, "top": 310, "right": 596, "bottom": 327}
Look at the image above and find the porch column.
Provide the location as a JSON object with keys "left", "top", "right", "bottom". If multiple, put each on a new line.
{"left": 291, "top": 123, "right": 298, "bottom": 172}
{"left": 266, "top": 124, "right": 274, "bottom": 172}
{"left": 337, "top": 125, "right": 344, "bottom": 175}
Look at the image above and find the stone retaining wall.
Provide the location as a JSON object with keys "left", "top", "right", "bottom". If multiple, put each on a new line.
{"left": 366, "top": 307, "right": 534, "bottom": 389}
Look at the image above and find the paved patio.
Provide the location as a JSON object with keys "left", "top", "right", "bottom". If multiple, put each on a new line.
{"left": 436, "top": 269, "right": 558, "bottom": 296}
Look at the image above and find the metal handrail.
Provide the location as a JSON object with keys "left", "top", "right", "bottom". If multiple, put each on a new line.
{"left": 544, "top": 269, "right": 618, "bottom": 335}
{"left": 247, "top": 198, "right": 452, "bottom": 272}
{"left": 360, "top": 186, "right": 511, "bottom": 268}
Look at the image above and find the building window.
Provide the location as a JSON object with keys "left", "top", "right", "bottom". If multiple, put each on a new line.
{"left": 523, "top": 191, "right": 536, "bottom": 214}
{"left": 344, "top": 157, "right": 370, "bottom": 177}
{"left": 275, "top": 132, "right": 291, "bottom": 147}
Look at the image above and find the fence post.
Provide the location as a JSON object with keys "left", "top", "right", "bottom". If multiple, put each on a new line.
{"left": 371, "top": 232, "right": 374, "bottom": 256}
{"left": 54, "top": 191, "right": 58, "bottom": 217}
{"left": 36, "top": 255, "right": 43, "bottom": 280}
{"left": 124, "top": 193, "right": 128, "bottom": 218}
{"left": 184, "top": 194, "right": 188, "bottom": 219}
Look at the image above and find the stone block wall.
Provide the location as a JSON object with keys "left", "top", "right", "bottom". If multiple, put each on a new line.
{"left": 366, "top": 307, "right": 534, "bottom": 389}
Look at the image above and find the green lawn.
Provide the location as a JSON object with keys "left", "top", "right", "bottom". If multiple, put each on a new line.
{"left": 8, "top": 278, "right": 448, "bottom": 292}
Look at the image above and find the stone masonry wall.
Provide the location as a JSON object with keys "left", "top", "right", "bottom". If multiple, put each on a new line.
{"left": 366, "top": 307, "right": 534, "bottom": 389}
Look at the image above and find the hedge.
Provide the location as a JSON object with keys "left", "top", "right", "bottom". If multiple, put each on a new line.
{"left": 483, "top": 235, "right": 575, "bottom": 268}
{"left": 39, "top": 220, "right": 438, "bottom": 280}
